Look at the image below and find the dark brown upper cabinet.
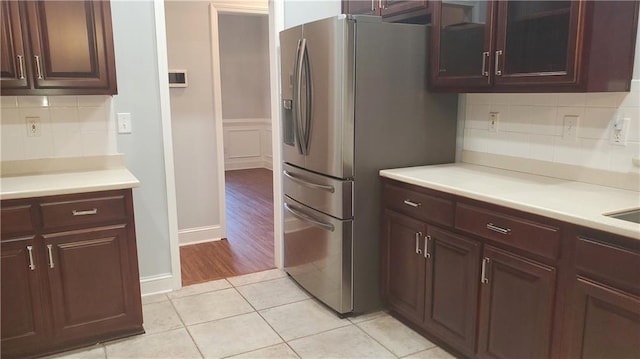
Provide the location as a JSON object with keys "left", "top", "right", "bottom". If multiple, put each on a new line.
{"left": 342, "top": 0, "right": 431, "bottom": 24}
{"left": 431, "top": 0, "right": 640, "bottom": 93}
{"left": 0, "top": 0, "right": 117, "bottom": 96}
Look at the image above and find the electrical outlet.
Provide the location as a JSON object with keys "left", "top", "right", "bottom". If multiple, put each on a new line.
{"left": 562, "top": 115, "right": 579, "bottom": 141}
{"left": 117, "top": 113, "right": 132, "bottom": 134}
{"left": 611, "top": 117, "right": 630, "bottom": 146}
{"left": 488, "top": 112, "right": 499, "bottom": 132}
{"left": 25, "top": 116, "right": 41, "bottom": 137}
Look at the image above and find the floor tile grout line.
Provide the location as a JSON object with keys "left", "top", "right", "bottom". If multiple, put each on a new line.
{"left": 352, "top": 321, "right": 401, "bottom": 359}
{"left": 229, "top": 272, "right": 291, "bottom": 289}
{"left": 167, "top": 279, "right": 233, "bottom": 300}
{"left": 166, "top": 294, "right": 206, "bottom": 359}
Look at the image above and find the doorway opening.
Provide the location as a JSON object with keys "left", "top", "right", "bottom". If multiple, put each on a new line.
{"left": 165, "top": 6, "right": 275, "bottom": 286}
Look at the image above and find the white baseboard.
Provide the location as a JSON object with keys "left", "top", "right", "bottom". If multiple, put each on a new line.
{"left": 178, "top": 225, "right": 223, "bottom": 246}
{"left": 140, "top": 273, "right": 178, "bottom": 296}
{"left": 225, "top": 159, "right": 273, "bottom": 171}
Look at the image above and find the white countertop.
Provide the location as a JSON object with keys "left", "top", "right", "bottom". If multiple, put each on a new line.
{"left": 1, "top": 168, "right": 140, "bottom": 200}
{"left": 380, "top": 163, "right": 640, "bottom": 239}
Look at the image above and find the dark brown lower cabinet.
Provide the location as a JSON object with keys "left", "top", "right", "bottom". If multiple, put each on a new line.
{"left": 424, "top": 227, "right": 480, "bottom": 357}
{"left": 565, "top": 277, "right": 640, "bottom": 359}
{"left": 477, "top": 245, "right": 556, "bottom": 359}
{"left": 45, "top": 225, "right": 142, "bottom": 345}
{"left": 0, "top": 190, "right": 143, "bottom": 359}
{"left": 381, "top": 178, "right": 640, "bottom": 359}
{"left": 0, "top": 237, "right": 48, "bottom": 358}
{"left": 381, "top": 210, "right": 426, "bottom": 325}
{"left": 381, "top": 208, "right": 480, "bottom": 357}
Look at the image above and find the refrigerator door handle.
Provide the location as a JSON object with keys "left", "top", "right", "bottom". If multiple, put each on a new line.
{"left": 294, "top": 38, "right": 307, "bottom": 155}
{"left": 284, "top": 202, "right": 335, "bottom": 232}
{"left": 302, "top": 40, "right": 312, "bottom": 155}
{"left": 283, "top": 170, "right": 335, "bottom": 193}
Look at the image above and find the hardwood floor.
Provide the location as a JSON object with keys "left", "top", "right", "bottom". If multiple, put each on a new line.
{"left": 180, "top": 168, "right": 275, "bottom": 286}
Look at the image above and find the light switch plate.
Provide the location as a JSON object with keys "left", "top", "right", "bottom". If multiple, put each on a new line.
{"left": 117, "top": 113, "right": 132, "bottom": 134}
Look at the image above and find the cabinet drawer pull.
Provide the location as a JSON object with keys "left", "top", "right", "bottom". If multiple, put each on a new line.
{"left": 27, "top": 245, "right": 35, "bottom": 270}
{"left": 403, "top": 200, "right": 421, "bottom": 208}
{"left": 17, "top": 55, "right": 26, "bottom": 80}
{"left": 481, "top": 257, "right": 490, "bottom": 284}
{"left": 34, "top": 55, "right": 44, "bottom": 79}
{"left": 494, "top": 50, "right": 503, "bottom": 76}
{"left": 486, "top": 223, "right": 511, "bottom": 235}
{"left": 72, "top": 208, "right": 98, "bottom": 216}
{"left": 481, "top": 51, "right": 489, "bottom": 76}
{"left": 415, "top": 232, "right": 423, "bottom": 255}
{"left": 424, "top": 235, "right": 431, "bottom": 259}
{"left": 47, "top": 244, "right": 55, "bottom": 269}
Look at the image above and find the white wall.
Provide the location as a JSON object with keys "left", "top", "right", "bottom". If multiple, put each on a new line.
{"left": 219, "top": 14, "right": 271, "bottom": 119}
{"left": 112, "top": 1, "right": 175, "bottom": 281}
{"left": 164, "top": 1, "right": 222, "bottom": 244}
{"left": 459, "top": 23, "right": 640, "bottom": 179}
{"left": 284, "top": 0, "right": 341, "bottom": 28}
{"left": 0, "top": 95, "right": 117, "bottom": 160}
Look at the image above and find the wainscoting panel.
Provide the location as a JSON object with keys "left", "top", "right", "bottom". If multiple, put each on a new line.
{"left": 223, "top": 118, "right": 272, "bottom": 170}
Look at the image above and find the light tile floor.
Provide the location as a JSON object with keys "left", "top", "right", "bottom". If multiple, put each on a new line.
{"left": 49, "top": 269, "right": 458, "bottom": 359}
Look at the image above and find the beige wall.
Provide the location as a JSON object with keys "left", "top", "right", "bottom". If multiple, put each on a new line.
{"left": 218, "top": 14, "right": 271, "bottom": 119}
{"left": 165, "top": 1, "right": 221, "bottom": 238}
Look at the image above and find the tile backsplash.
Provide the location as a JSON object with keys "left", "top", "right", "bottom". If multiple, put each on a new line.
{"left": 0, "top": 95, "right": 117, "bottom": 161}
{"left": 462, "top": 79, "right": 640, "bottom": 174}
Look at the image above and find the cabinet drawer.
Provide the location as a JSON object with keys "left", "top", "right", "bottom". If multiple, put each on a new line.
{"left": 576, "top": 236, "right": 640, "bottom": 294}
{"left": 383, "top": 183, "right": 454, "bottom": 227}
{"left": 40, "top": 193, "right": 127, "bottom": 231}
{"left": 455, "top": 203, "right": 560, "bottom": 260}
{"left": 1, "top": 204, "right": 36, "bottom": 238}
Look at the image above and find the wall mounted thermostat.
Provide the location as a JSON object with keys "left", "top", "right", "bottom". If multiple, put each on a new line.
{"left": 168, "top": 69, "right": 188, "bottom": 87}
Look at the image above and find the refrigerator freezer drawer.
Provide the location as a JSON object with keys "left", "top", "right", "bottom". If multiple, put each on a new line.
{"left": 283, "top": 196, "right": 353, "bottom": 314}
{"left": 283, "top": 163, "right": 353, "bottom": 219}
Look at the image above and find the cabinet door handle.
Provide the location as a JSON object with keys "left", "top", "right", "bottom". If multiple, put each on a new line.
{"left": 481, "top": 257, "right": 490, "bottom": 284}
{"left": 72, "top": 208, "right": 98, "bottom": 216}
{"left": 415, "top": 232, "right": 423, "bottom": 255}
{"left": 47, "top": 244, "right": 55, "bottom": 269}
{"left": 424, "top": 235, "right": 431, "bottom": 259}
{"left": 380, "top": 0, "right": 387, "bottom": 10}
{"left": 27, "top": 245, "right": 35, "bottom": 270}
{"left": 403, "top": 200, "right": 421, "bottom": 208}
{"left": 486, "top": 223, "right": 511, "bottom": 235}
{"left": 17, "top": 55, "right": 26, "bottom": 80}
{"left": 371, "top": 0, "right": 375, "bottom": 11}
{"left": 34, "top": 55, "right": 44, "bottom": 79}
{"left": 494, "top": 50, "right": 503, "bottom": 76}
{"left": 481, "top": 51, "right": 489, "bottom": 77}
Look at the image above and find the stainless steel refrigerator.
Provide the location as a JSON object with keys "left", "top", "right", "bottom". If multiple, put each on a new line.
{"left": 280, "top": 15, "right": 458, "bottom": 315}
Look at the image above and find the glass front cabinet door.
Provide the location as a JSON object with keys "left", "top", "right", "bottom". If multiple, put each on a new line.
{"left": 431, "top": 0, "right": 496, "bottom": 89}
{"left": 494, "top": 1, "right": 578, "bottom": 87}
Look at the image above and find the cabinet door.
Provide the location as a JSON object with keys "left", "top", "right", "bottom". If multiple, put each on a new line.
{"left": 342, "top": 0, "right": 379, "bottom": 16}
{"left": 381, "top": 1, "right": 429, "bottom": 23}
{"left": 493, "top": 1, "right": 580, "bottom": 87}
{"left": 43, "top": 226, "right": 142, "bottom": 343}
{"left": 0, "top": 238, "right": 48, "bottom": 359}
{"left": 478, "top": 245, "right": 556, "bottom": 359}
{"left": 0, "top": 1, "right": 31, "bottom": 90}
{"left": 23, "top": 1, "right": 116, "bottom": 93}
{"left": 431, "top": 0, "right": 496, "bottom": 89}
{"left": 423, "top": 226, "right": 480, "bottom": 357}
{"left": 381, "top": 210, "right": 426, "bottom": 324}
{"left": 564, "top": 277, "right": 640, "bottom": 359}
